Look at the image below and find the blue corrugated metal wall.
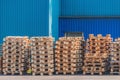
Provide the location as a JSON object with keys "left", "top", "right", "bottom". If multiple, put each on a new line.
{"left": 60, "top": 0, "right": 120, "bottom": 16}
{"left": 1, "top": 0, "right": 120, "bottom": 42}
{"left": 0, "top": 0, "right": 49, "bottom": 43}
{"left": 59, "top": 18, "right": 120, "bottom": 39}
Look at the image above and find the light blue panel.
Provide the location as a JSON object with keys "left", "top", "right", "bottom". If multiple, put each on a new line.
{"left": 59, "top": 18, "right": 120, "bottom": 40}
{"left": 60, "top": 0, "right": 120, "bottom": 16}
{"left": 0, "top": 0, "right": 49, "bottom": 43}
{"left": 51, "top": 0, "right": 59, "bottom": 40}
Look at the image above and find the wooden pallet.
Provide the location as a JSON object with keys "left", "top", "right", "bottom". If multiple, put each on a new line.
{"left": 110, "top": 72, "right": 120, "bottom": 75}
{"left": 83, "top": 71, "right": 103, "bottom": 75}
{"left": 3, "top": 72, "right": 24, "bottom": 75}
{"left": 32, "top": 69, "right": 54, "bottom": 76}
{"left": 32, "top": 72, "right": 53, "bottom": 76}
{"left": 110, "top": 68, "right": 120, "bottom": 75}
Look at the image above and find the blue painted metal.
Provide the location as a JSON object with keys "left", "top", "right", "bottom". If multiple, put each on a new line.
{"left": 51, "top": 0, "right": 59, "bottom": 40}
{"left": 59, "top": 18, "right": 120, "bottom": 40}
{"left": 0, "top": 0, "right": 49, "bottom": 43}
{"left": 60, "top": 0, "right": 120, "bottom": 16}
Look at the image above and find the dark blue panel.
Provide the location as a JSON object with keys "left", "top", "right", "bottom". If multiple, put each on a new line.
{"left": 59, "top": 18, "right": 120, "bottom": 39}
{"left": 60, "top": 0, "right": 120, "bottom": 16}
{"left": 0, "top": 0, "right": 49, "bottom": 43}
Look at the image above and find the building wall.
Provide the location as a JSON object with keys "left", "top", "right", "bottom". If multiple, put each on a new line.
{"left": 1, "top": 0, "right": 120, "bottom": 43}
{"left": 0, "top": 0, "right": 49, "bottom": 43}
{"left": 59, "top": 18, "right": 120, "bottom": 39}
{"left": 60, "top": 0, "right": 120, "bottom": 16}
{"left": 59, "top": 0, "right": 120, "bottom": 39}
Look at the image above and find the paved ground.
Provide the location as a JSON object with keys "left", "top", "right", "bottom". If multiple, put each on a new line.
{"left": 0, "top": 76, "right": 120, "bottom": 80}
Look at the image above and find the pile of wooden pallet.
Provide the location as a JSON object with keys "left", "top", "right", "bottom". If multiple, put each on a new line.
{"left": 31, "top": 37, "right": 54, "bottom": 76}
{"left": 83, "top": 34, "right": 112, "bottom": 75}
{"left": 2, "top": 36, "right": 29, "bottom": 75}
{"left": 0, "top": 56, "right": 2, "bottom": 74}
{"left": 55, "top": 37, "right": 85, "bottom": 75}
{"left": 110, "top": 38, "right": 120, "bottom": 75}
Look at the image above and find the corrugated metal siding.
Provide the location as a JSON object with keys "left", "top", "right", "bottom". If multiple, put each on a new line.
{"left": 51, "top": 0, "right": 59, "bottom": 40}
{"left": 0, "top": 0, "right": 49, "bottom": 43}
{"left": 59, "top": 18, "right": 120, "bottom": 39}
{"left": 60, "top": 0, "right": 120, "bottom": 16}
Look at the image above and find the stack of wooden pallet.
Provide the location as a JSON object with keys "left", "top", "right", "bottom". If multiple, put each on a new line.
{"left": 0, "top": 56, "right": 2, "bottom": 74}
{"left": 31, "top": 37, "right": 54, "bottom": 76}
{"left": 2, "top": 36, "right": 29, "bottom": 75}
{"left": 83, "top": 34, "right": 112, "bottom": 75}
{"left": 110, "top": 38, "right": 120, "bottom": 75}
{"left": 55, "top": 37, "right": 85, "bottom": 75}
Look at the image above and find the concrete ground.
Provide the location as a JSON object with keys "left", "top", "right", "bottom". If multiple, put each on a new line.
{"left": 0, "top": 76, "right": 120, "bottom": 80}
